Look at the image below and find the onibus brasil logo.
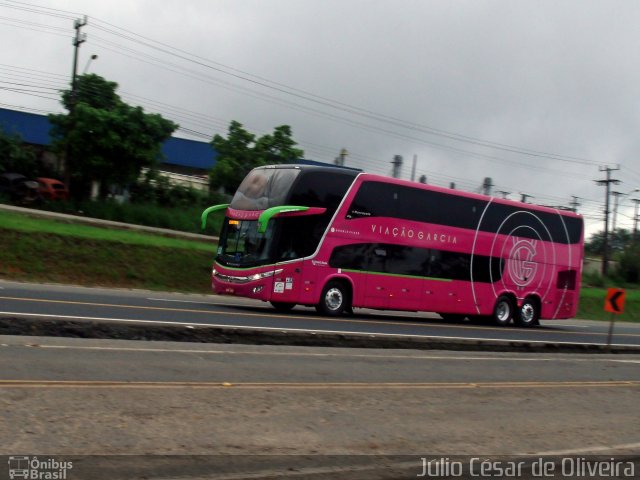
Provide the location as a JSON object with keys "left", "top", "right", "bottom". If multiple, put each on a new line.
{"left": 8, "top": 456, "right": 73, "bottom": 479}
{"left": 508, "top": 238, "right": 538, "bottom": 287}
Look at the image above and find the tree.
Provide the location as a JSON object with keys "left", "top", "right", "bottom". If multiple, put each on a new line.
{"left": 209, "top": 121, "right": 303, "bottom": 193}
{"left": 0, "top": 129, "right": 37, "bottom": 175}
{"left": 585, "top": 229, "right": 633, "bottom": 256}
{"left": 618, "top": 243, "right": 640, "bottom": 283}
{"left": 49, "top": 74, "right": 177, "bottom": 199}
{"left": 253, "top": 125, "right": 304, "bottom": 165}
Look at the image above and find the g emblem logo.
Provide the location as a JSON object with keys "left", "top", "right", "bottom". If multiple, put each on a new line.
{"left": 508, "top": 238, "right": 538, "bottom": 287}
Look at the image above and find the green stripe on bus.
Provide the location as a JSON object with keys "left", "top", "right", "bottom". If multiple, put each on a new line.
{"left": 342, "top": 269, "right": 453, "bottom": 282}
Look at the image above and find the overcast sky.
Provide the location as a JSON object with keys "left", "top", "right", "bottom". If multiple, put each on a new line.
{"left": 2, "top": 0, "right": 640, "bottom": 238}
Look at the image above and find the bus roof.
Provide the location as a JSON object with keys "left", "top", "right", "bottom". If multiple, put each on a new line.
{"left": 253, "top": 165, "right": 580, "bottom": 220}
{"left": 256, "top": 163, "right": 361, "bottom": 175}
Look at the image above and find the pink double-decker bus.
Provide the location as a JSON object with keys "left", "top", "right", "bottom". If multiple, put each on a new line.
{"left": 202, "top": 164, "right": 584, "bottom": 327}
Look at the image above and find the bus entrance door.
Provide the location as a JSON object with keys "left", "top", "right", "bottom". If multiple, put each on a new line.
{"left": 363, "top": 247, "right": 391, "bottom": 308}
{"left": 271, "top": 260, "right": 305, "bottom": 305}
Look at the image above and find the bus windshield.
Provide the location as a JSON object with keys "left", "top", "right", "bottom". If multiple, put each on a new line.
{"left": 217, "top": 219, "right": 275, "bottom": 267}
{"left": 230, "top": 168, "right": 300, "bottom": 210}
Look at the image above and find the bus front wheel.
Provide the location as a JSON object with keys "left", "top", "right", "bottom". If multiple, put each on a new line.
{"left": 316, "top": 280, "right": 351, "bottom": 316}
{"left": 493, "top": 295, "right": 514, "bottom": 326}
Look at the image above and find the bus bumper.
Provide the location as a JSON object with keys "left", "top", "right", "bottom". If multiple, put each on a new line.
{"left": 210, "top": 267, "right": 277, "bottom": 301}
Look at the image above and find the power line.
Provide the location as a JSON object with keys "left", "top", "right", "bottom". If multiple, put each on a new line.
{"left": 0, "top": 0, "right": 79, "bottom": 19}
{"left": 0, "top": 7, "right": 612, "bottom": 180}
{"left": 87, "top": 17, "right": 601, "bottom": 167}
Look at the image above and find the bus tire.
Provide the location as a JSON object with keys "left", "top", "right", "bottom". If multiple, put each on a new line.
{"left": 270, "top": 301, "right": 296, "bottom": 312}
{"left": 493, "top": 295, "right": 514, "bottom": 326}
{"left": 316, "top": 280, "right": 351, "bottom": 316}
{"left": 515, "top": 297, "right": 540, "bottom": 327}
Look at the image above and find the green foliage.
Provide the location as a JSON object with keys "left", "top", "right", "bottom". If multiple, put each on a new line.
{"left": 585, "top": 229, "right": 632, "bottom": 255}
{"left": 618, "top": 243, "right": 640, "bottom": 283}
{"left": 130, "top": 171, "right": 221, "bottom": 210}
{"left": 209, "top": 120, "right": 304, "bottom": 192}
{"left": 577, "top": 287, "right": 640, "bottom": 322}
{"left": 40, "top": 198, "right": 222, "bottom": 236}
{"left": 0, "top": 228, "right": 213, "bottom": 293}
{"left": 30, "top": 170, "right": 224, "bottom": 235}
{"left": 581, "top": 270, "right": 608, "bottom": 288}
{"left": 0, "top": 210, "right": 213, "bottom": 251}
{"left": 48, "top": 74, "right": 177, "bottom": 198}
{"left": 0, "top": 129, "right": 37, "bottom": 175}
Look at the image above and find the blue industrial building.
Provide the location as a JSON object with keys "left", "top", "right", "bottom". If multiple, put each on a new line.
{"left": 0, "top": 107, "right": 217, "bottom": 174}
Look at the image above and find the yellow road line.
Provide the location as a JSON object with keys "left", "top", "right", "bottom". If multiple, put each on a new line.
{"left": 25, "top": 344, "right": 640, "bottom": 363}
{"left": 0, "top": 380, "right": 638, "bottom": 389}
{"left": 1, "top": 295, "right": 637, "bottom": 338}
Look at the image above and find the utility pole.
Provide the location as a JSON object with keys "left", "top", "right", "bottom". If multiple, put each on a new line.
{"left": 482, "top": 177, "right": 493, "bottom": 196}
{"left": 410, "top": 154, "right": 417, "bottom": 182}
{"left": 569, "top": 196, "right": 581, "bottom": 213}
{"left": 64, "top": 16, "right": 87, "bottom": 188}
{"left": 595, "top": 165, "right": 621, "bottom": 276}
{"left": 520, "top": 193, "right": 533, "bottom": 203}
{"left": 71, "top": 16, "right": 87, "bottom": 103}
{"left": 391, "top": 155, "right": 403, "bottom": 179}
{"left": 496, "top": 190, "right": 510, "bottom": 199}
{"left": 632, "top": 198, "right": 640, "bottom": 243}
{"left": 611, "top": 191, "right": 623, "bottom": 232}
{"left": 334, "top": 148, "right": 348, "bottom": 167}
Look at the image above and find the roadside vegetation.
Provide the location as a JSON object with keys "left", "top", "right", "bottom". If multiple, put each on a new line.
{"left": 578, "top": 287, "right": 639, "bottom": 322}
{"left": 0, "top": 211, "right": 215, "bottom": 293}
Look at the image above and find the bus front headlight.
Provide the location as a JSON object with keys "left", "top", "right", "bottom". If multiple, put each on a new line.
{"left": 248, "top": 269, "right": 283, "bottom": 281}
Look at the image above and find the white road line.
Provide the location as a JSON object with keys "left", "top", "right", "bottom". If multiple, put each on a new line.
{"left": 533, "top": 441, "right": 640, "bottom": 455}
{"left": 1, "top": 311, "right": 639, "bottom": 348}
{"left": 550, "top": 324, "right": 592, "bottom": 329}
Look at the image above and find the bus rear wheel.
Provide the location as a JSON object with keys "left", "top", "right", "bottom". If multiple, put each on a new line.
{"left": 316, "top": 280, "right": 351, "bottom": 316}
{"left": 493, "top": 295, "right": 514, "bottom": 326}
{"left": 270, "top": 301, "right": 296, "bottom": 312}
{"left": 514, "top": 298, "right": 540, "bottom": 327}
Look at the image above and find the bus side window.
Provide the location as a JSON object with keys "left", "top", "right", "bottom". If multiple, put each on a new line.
{"left": 346, "top": 182, "right": 397, "bottom": 219}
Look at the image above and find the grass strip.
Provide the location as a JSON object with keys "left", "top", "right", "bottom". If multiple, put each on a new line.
{"left": 0, "top": 229, "right": 214, "bottom": 293}
{"left": 576, "top": 287, "right": 639, "bottom": 322}
{"left": 0, "top": 210, "right": 215, "bottom": 252}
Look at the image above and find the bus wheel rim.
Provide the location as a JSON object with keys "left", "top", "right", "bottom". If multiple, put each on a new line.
{"left": 325, "top": 288, "right": 343, "bottom": 310}
{"left": 497, "top": 302, "right": 510, "bottom": 321}
{"left": 521, "top": 303, "right": 535, "bottom": 323}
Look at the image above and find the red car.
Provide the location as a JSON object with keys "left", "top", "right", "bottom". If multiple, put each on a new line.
{"left": 37, "top": 177, "right": 69, "bottom": 201}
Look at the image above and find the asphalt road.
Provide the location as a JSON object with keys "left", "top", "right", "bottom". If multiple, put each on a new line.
{"left": 1, "top": 334, "right": 639, "bottom": 478}
{"left": 2, "top": 280, "right": 640, "bottom": 478}
{"left": 0, "top": 280, "right": 639, "bottom": 348}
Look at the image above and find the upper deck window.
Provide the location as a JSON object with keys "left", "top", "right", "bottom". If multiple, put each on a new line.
{"left": 346, "top": 181, "right": 583, "bottom": 244}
